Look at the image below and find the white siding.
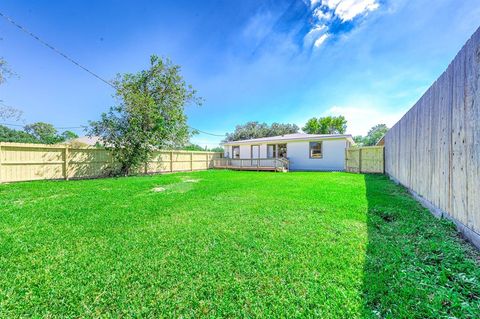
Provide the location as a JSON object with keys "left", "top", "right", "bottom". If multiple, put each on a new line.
{"left": 287, "top": 139, "right": 347, "bottom": 171}
{"left": 223, "top": 138, "right": 348, "bottom": 171}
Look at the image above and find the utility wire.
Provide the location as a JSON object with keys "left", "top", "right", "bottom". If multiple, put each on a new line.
{"left": 0, "top": 11, "right": 226, "bottom": 137}
{"left": 0, "top": 11, "right": 115, "bottom": 89}
{"left": 0, "top": 122, "right": 87, "bottom": 130}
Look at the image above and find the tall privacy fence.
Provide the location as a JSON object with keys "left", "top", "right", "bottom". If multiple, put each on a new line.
{"left": 345, "top": 146, "right": 384, "bottom": 174}
{"left": 0, "top": 142, "right": 222, "bottom": 183}
{"left": 384, "top": 27, "right": 480, "bottom": 245}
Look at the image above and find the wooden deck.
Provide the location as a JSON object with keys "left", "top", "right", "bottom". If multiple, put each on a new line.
{"left": 213, "top": 165, "right": 285, "bottom": 172}
{"left": 213, "top": 158, "right": 289, "bottom": 172}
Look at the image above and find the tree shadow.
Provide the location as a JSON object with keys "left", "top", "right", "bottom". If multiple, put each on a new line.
{"left": 362, "top": 174, "right": 480, "bottom": 318}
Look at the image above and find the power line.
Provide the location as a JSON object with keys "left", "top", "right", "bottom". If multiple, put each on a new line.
{"left": 0, "top": 122, "right": 23, "bottom": 127}
{"left": 0, "top": 11, "right": 226, "bottom": 138}
{"left": 0, "top": 122, "right": 86, "bottom": 130}
{"left": 0, "top": 11, "right": 115, "bottom": 89}
{"left": 191, "top": 128, "right": 225, "bottom": 137}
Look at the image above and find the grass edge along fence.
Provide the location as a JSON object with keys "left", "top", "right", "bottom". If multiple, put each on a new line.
{"left": 345, "top": 146, "right": 384, "bottom": 174}
{"left": 0, "top": 142, "right": 223, "bottom": 183}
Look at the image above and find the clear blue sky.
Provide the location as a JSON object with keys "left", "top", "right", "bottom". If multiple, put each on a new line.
{"left": 1, "top": 0, "right": 479, "bottom": 147}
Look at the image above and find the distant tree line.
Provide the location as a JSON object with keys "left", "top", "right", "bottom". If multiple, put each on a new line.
{"left": 353, "top": 124, "right": 388, "bottom": 146}
{"left": 224, "top": 116, "right": 387, "bottom": 146}
{"left": 181, "top": 144, "right": 224, "bottom": 152}
{"left": 223, "top": 116, "right": 348, "bottom": 143}
{"left": 0, "top": 122, "right": 78, "bottom": 144}
{"left": 223, "top": 122, "right": 299, "bottom": 142}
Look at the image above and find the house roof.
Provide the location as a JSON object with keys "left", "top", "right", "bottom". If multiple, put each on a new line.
{"left": 223, "top": 133, "right": 354, "bottom": 145}
{"left": 67, "top": 136, "right": 103, "bottom": 146}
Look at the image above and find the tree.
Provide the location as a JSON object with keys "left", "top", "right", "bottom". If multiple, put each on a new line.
{"left": 362, "top": 124, "right": 388, "bottom": 146}
{"left": 0, "top": 57, "right": 13, "bottom": 85}
{"left": 353, "top": 135, "right": 364, "bottom": 146}
{"left": 0, "top": 125, "right": 39, "bottom": 143}
{"left": 302, "top": 116, "right": 347, "bottom": 134}
{"left": 0, "top": 57, "right": 23, "bottom": 122}
{"left": 0, "top": 104, "right": 23, "bottom": 121}
{"left": 224, "top": 122, "right": 299, "bottom": 142}
{"left": 210, "top": 146, "right": 224, "bottom": 153}
{"left": 61, "top": 130, "right": 79, "bottom": 141}
{"left": 182, "top": 144, "right": 206, "bottom": 151}
{"left": 24, "top": 122, "right": 62, "bottom": 144}
{"left": 89, "top": 55, "right": 201, "bottom": 175}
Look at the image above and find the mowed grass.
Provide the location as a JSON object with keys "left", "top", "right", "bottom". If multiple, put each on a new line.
{"left": 0, "top": 170, "right": 479, "bottom": 318}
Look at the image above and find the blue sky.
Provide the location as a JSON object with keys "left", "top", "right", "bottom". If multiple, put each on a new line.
{"left": 1, "top": 0, "right": 479, "bottom": 147}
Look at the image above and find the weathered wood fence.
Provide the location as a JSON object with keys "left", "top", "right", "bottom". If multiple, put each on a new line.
{"left": 345, "top": 146, "right": 384, "bottom": 173}
{"left": 0, "top": 142, "right": 222, "bottom": 183}
{"left": 384, "top": 26, "right": 480, "bottom": 244}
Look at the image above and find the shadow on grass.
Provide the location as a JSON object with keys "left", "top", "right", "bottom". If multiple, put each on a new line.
{"left": 362, "top": 174, "right": 480, "bottom": 318}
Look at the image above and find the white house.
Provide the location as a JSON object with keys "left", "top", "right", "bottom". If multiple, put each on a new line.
{"left": 222, "top": 133, "right": 354, "bottom": 171}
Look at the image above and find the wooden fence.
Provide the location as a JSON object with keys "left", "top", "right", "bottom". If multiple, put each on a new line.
{"left": 384, "top": 26, "right": 480, "bottom": 243}
{"left": 0, "top": 142, "right": 222, "bottom": 183}
{"left": 345, "top": 146, "right": 384, "bottom": 173}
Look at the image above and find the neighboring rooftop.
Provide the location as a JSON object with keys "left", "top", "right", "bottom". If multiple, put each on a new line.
{"left": 67, "top": 136, "right": 102, "bottom": 146}
{"left": 223, "top": 133, "right": 354, "bottom": 145}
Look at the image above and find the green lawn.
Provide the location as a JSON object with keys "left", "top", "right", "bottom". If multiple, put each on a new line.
{"left": 0, "top": 170, "right": 479, "bottom": 318}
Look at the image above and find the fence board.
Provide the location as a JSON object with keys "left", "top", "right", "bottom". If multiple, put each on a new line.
{"left": 0, "top": 142, "right": 222, "bottom": 183}
{"left": 384, "top": 26, "right": 480, "bottom": 238}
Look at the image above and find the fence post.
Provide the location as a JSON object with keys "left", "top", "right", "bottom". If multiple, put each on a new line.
{"left": 206, "top": 153, "right": 209, "bottom": 169}
{"left": 345, "top": 148, "right": 348, "bottom": 172}
{"left": 382, "top": 146, "right": 386, "bottom": 174}
{"left": 190, "top": 152, "right": 193, "bottom": 171}
{"left": 358, "top": 148, "right": 362, "bottom": 174}
{"left": 64, "top": 145, "right": 69, "bottom": 180}
{"left": 0, "top": 143, "right": 2, "bottom": 183}
{"left": 170, "top": 151, "right": 173, "bottom": 172}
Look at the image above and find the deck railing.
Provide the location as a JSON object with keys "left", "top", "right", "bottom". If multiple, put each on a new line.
{"left": 213, "top": 158, "right": 289, "bottom": 171}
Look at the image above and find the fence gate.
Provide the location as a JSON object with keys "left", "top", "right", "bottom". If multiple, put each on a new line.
{"left": 345, "top": 146, "right": 384, "bottom": 174}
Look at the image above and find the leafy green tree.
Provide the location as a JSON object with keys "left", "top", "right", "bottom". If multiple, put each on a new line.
{"left": 0, "top": 125, "right": 40, "bottom": 143}
{"left": 61, "top": 130, "right": 79, "bottom": 141}
{"left": 89, "top": 55, "right": 201, "bottom": 175}
{"left": 224, "top": 122, "right": 299, "bottom": 142}
{"left": 182, "top": 144, "right": 206, "bottom": 151}
{"left": 209, "top": 146, "right": 224, "bottom": 153}
{"left": 362, "top": 124, "right": 388, "bottom": 146}
{"left": 24, "top": 122, "right": 63, "bottom": 144}
{"left": 353, "top": 135, "right": 365, "bottom": 146}
{"left": 302, "top": 116, "right": 347, "bottom": 134}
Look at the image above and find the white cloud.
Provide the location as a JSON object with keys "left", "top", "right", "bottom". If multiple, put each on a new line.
{"left": 310, "top": 0, "right": 323, "bottom": 8}
{"left": 332, "top": 0, "right": 379, "bottom": 21}
{"left": 313, "top": 7, "right": 333, "bottom": 21}
{"left": 304, "top": 24, "right": 328, "bottom": 47}
{"left": 314, "top": 33, "right": 330, "bottom": 47}
{"left": 322, "top": 105, "right": 405, "bottom": 136}
{"left": 305, "top": 0, "right": 379, "bottom": 49}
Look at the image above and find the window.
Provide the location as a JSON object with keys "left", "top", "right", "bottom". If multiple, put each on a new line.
{"left": 309, "top": 142, "right": 322, "bottom": 159}
{"left": 232, "top": 146, "right": 240, "bottom": 159}
{"left": 278, "top": 144, "right": 287, "bottom": 158}
{"left": 267, "top": 144, "right": 276, "bottom": 158}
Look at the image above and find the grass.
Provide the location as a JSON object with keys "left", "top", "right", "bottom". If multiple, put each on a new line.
{"left": 0, "top": 170, "right": 479, "bottom": 318}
